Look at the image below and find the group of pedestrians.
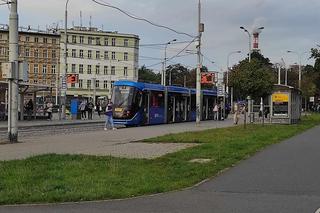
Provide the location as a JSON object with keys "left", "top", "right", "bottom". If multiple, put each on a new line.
{"left": 79, "top": 100, "right": 95, "bottom": 120}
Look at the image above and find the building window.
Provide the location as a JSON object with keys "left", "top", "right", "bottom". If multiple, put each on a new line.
{"left": 43, "top": 38, "right": 48, "bottom": 44}
{"left": 34, "top": 79, "right": 38, "bottom": 84}
{"left": 96, "top": 37, "right": 101, "bottom": 45}
{"left": 87, "top": 80, "right": 91, "bottom": 89}
{"left": 26, "top": 37, "right": 30, "bottom": 42}
{"left": 124, "top": 39, "right": 128, "bottom": 47}
{"left": 95, "top": 80, "right": 99, "bottom": 88}
{"left": 124, "top": 52, "right": 128, "bottom": 61}
{"left": 79, "top": 79, "right": 83, "bottom": 88}
{"left": 34, "top": 64, "right": 39, "bottom": 74}
{"left": 123, "top": 67, "right": 128, "bottom": 76}
{"left": 88, "top": 37, "right": 93, "bottom": 45}
{"left": 104, "top": 80, "right": 108, "bottom": 89}
{"left": 96, "top": 51, "right": 100, "bottom": 59}
{"left": 111, "top": 52, "right": 116, "bottom": 60}
{"left": 104, "top": 37, "right": 108, "bottom": 46}
{"left": 134, "top": 39, "right": 139, "bottom": 48}
{"left": 72, "top": 49, "right": 76, "bottom": 58}
{"left": 71, "top": 83, "right": 75, "bottom": 88}
{"left": 43, "top": 49, "right": 47, "bottom": 58}
{"left": 72, "top": 35, "right": 77, "bottom": 43}
{"left": 51, "top": 65, "right": 56, "bottom": 74}
{"left": 34, "top": 37, "right": 39, "bottom": 43}
{"left": 79, "top": 64, "right": 83, "bottom": 74}
{"left": 87, "top": 65, "right": 92, "bottom": 74}
{"left": 80, "top": 36, "right": 84, "bottom": 44}
{"left": 52, "top": 50, "right": 56, "bottom": 58}
{"left": 25, "top": 48, "right": 30, "bottom": 57}
{"left": 111, "top": 38, "right": 116, "bottom": 46}
{"left": 79, "top": 49, "right": 84, "bottom": 58}
{"left": 72, "top": 64, "right": 76, "bottom": 73}
{"left": 111, "top": 66, "right": 115, "bottom": 75}
{"left": 34, "top": 49, "right": 39, "bottom": 58}
{"left": 104, "top": 51, "right": 108, "bottom": 60}
{"left": 42, "top": 65, "right": 47, "bottom": 74}
{"left": 52, "top": 38, "right": 57, "bottom": 44}
{"left": 96, "top": 65, "right": 100, "bottom": 74}
{"left": 111, "top": 81, "right": 114, "bottom": 88}
{"left": 104, "top": 66, "right": 108, "bottom": 75}
{"left": 88, "top": 50, "right": 92, "bottom": 59}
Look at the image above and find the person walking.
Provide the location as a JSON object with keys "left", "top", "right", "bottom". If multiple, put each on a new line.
{"left": 87, "top": 100, "right": 94, "bottom": 120}
{"left": 46, "top": 101, "right": 53, "bottom": 120}
{"left": 96, "top": 101, "right": 101, "bottom": 118}
{"left": 26, "top": 99, "right": 34, "bottom": 120}
{"left": 213, "top": 104, "right": 218, "bottom": 120}
{"left": 233, "top": 103, "right": 240, "bottom": 125}
{"left": 79, "top": 100, "right": 87, "bottom": 120}
{"left": 104, "top": 101, "right": 116, "bottom": 130}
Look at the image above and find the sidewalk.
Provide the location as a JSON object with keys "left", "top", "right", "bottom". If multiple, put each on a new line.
{"left": 0, "top": 118, "right": 235, "bottom": 161}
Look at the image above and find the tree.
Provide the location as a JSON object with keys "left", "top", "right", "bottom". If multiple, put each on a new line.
{"left": 166, "top": 63, "right": 189, "bottom": 87}
{"left": 229, "top": 56, "right": 276, "bottom": 101}
{"left": 138, "top": 65, "right": 161, "bottom": 84}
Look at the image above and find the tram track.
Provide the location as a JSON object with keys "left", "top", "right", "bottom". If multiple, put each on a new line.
{"left": 0, "top": 122, "right": 106, "bottom": 141}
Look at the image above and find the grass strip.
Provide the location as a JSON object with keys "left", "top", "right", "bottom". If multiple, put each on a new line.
{"left": 0, "top": 114, "right": 320, "bottom": 205}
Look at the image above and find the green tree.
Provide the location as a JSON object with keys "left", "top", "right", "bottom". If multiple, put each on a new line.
{"left": 229, "top": 56, "right": 275, "bottom": 100}
{"left": 138, "top": 65, "right": 161, "bottom": 83}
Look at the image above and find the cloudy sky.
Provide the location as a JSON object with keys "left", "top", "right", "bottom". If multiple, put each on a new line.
{"left": 1, "top": 0, "right": 319, "bottom": 74}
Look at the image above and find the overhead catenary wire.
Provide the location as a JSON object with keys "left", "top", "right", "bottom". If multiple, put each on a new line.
{"left": 91, "top": 0, "right": 196, "bottom": 38}
{"left": 146, "top": 37, "right": 197, "bottom": 68}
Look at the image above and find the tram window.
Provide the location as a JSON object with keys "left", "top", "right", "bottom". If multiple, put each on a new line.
{"left": 151, "top": 92, "right": 164, "bottom": 107}
{"left": 191, "top": 95, "right": 196, "bottom": 111}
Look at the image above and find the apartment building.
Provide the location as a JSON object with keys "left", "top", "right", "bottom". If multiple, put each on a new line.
{"left": 60, "top": 26, "right": 139, "bottom": 101}
{"left": 0, "top": 27, "right": 60, "bottom": 104}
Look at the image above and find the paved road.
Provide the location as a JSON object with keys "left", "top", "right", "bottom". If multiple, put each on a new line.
{"left": 1, "top": 125, "right": 320, "bottom": 213}
{"left": 0, "top": 119, "right": 235, "bottom": 161}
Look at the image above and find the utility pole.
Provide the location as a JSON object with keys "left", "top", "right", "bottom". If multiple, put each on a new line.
{"left": 8, "top": 0, "right": 19, "bottom": 142}
{"left": 61, "top": 0, "right": 70, "bottom": 119}
{"left": 196, "top": 0, "right": 203, "bottom": 125}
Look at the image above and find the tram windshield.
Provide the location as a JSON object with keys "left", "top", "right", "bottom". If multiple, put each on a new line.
{"left": 112, "top": 86, "right": 137, "bottom": 108}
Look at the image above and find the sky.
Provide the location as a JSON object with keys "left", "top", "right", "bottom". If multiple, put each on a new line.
{"left": 0, "top": 0, "right": 319, "bottom": 75}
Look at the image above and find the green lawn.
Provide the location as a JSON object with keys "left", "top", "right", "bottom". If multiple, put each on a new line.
{"left": 1, "top": 114, "right": 320, "bottom": 205}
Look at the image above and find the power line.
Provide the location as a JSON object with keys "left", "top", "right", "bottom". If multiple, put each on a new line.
{"left": 91, "top": 0, "right": 196, "bottom": 38}
{"left": 146, "top": 38, "right": 197, "bottom": 68}
{"left": 140, "top": 40, "right": 195, "bottom": 47}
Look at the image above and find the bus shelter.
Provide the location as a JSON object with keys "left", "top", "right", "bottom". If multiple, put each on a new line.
{"left": 0, "top": 81, "right": 55, "bottom": 121}
{"left": 269, "top": 84, "right": 301, "bottom": 124}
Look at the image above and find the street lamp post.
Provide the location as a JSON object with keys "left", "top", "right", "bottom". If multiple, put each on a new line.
{"left": 161, "top": 39, "right": 176, "bottom": 86}
{"left": 287, "top": 51, "right": 307, "bottom": 90}
{"left": 240, "top": 27, "right": 252, "bottom": 62}
{"left": 227, "top": 50, "right": 241, "bottom": 113}
{"left": 61, "top": 0, "right": 70, "bottom": 120}
{"left": 240, "top": 26, "right": 264, "bottom": 62}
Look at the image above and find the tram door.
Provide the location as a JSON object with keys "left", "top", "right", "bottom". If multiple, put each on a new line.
{"left": 168, "top": 95, "right": 175, "bottom": 123}
{"left": 143, "top": 91, "right": 150, "bottom": 125}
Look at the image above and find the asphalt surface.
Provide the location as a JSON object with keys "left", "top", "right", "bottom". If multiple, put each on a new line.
{"left": 1, "top": 124, "right": 320, "bottom": 212}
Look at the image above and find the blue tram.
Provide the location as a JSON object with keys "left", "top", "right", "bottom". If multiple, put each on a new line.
{"left": 111, "top": 81, "right": 218, "bottom": 126}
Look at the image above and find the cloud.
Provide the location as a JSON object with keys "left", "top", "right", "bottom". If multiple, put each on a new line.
{"left": 0, "top": 0, "right": 319, "bottom": 69}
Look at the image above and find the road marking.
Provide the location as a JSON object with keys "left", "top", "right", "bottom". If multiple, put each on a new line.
{"left": 315, "top": 208, "right": 320, "bottom": 213}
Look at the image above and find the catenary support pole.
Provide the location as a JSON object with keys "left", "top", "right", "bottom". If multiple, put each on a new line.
{"left": 8, "top": 0, "right": 19, "bottom": 142}
{"left": 196, "top": 0, "right": 202, "bottom": 125}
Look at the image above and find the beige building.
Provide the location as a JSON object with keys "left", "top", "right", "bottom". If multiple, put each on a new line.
{"left": 60, "top": 26, "right": 139, "bottom": 102}
{"left": 0, "top": 26, "right": 60, "bottom": 104}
